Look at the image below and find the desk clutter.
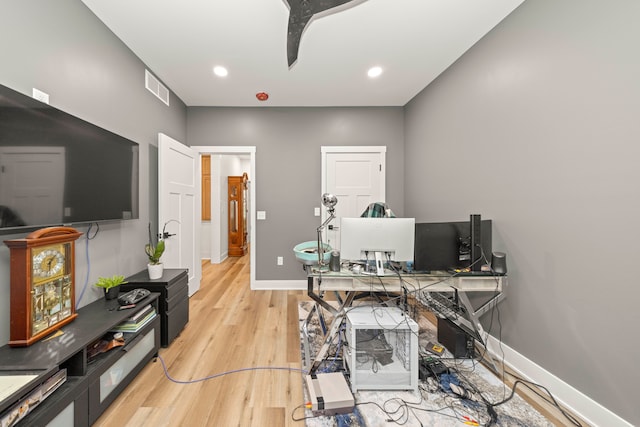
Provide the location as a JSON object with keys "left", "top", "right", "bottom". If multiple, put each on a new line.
{"left": 297, "top": 194, "right": 541, "bottom": 424}
{"left": 298, "top": 301, "right": 553, "bottom": 427}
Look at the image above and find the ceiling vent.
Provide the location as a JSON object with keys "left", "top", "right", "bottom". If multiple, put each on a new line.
{"left": 145, "top": 69, "right": 170, "bottom": 106}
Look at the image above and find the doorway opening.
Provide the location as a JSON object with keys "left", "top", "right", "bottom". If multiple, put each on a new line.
{"left": 192, "top": 146, "right": 256, "bottom": 289}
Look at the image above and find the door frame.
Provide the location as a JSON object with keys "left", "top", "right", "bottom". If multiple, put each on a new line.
{"left": 192, "top": 146, "right": 256, "bottom": 290}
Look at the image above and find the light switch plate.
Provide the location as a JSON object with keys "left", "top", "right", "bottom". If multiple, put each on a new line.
{"left": 257, "top": 211, "right": 266, "bottom": 220}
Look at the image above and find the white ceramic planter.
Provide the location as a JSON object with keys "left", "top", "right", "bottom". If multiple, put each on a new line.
{"left": 147, "top": 263, "right": 164, "bottom": 280}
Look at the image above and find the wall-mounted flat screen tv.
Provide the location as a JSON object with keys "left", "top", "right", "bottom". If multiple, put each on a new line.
{"left": 0, "top": 83, "right": 139, "bottom": 235}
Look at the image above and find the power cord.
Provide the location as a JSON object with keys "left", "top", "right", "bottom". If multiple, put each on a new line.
{"left": 155, "top": 354, "right": 307, "bottom": 384}
{"left": 487, "top": 377, "right": 583, "bottom": 427}
{"left": 76, "top": 222, "right": 99, "bottom": 306}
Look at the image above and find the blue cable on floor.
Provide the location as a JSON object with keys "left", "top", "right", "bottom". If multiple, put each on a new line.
{"left": 156, "top": 355, "right": 307, "bottom": 384}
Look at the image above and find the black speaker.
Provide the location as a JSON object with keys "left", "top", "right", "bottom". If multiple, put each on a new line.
{"left": 470, "top": 214, "right": 482, "bottom": 271}
{"left": 491, "top": 252, "right": 507, "bottom": 275}
{"left": 437, "top": 317, "right": 475, "bottom": 358}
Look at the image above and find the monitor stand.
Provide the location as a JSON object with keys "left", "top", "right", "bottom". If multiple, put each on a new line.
{"left": 360, "top": 252, "right": 397, "bottom": 276}
{"left": 374, "top": 251, "right": 385, "bottom": 276}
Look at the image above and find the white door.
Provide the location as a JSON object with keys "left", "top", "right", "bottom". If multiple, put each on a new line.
{"left": 158, "top": 133, "right": 201, "bottom": 296}
{"left": 321, "top": 146, "right": 386, "bottom": 251}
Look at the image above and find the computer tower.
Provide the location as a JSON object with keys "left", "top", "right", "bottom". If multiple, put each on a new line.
{"left": 437, "top": 317, "right": 475, "bottom": 359}
{"left": 344, "top": 306, "right": 418, "bottom": 392}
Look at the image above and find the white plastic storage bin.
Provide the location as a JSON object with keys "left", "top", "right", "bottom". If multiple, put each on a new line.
{"left": 344, "top": 306, "right": 418, "bottom": 392}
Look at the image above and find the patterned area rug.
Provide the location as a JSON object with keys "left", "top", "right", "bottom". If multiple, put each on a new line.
{"left": 298, "top": 301, "right": 553, "bottom": 427}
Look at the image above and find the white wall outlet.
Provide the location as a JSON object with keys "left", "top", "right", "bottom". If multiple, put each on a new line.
{"left": 314, "top": 207, "right": 320, "bottom": 216}
{"left": 257, "top": 211, "right": 266, "bottom": 220}
{"left": 277, "top": 256, "right": 284, "bottom": 266}
{"left": 32, "top": 88, "right": 49, "bottom": 104}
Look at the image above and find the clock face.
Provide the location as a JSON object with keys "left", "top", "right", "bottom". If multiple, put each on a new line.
{"left": 32, "top": 244, "right": 67, "bottom": 282}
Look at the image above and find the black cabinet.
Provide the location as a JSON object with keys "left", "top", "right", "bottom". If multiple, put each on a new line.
{"left": 0, "top": 293, "right": 160, "bottom": 427}
{"left": 122, "top": 268, "right": 189, "bottom": 347}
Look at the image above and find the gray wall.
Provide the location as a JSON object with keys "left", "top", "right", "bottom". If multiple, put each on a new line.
{"left": 0, "top": 1, "right": 187, "bottom": 344}
{"left": 404, "top": 0, "right": 639, "bottom": 422}
{"left": 187, "top": 107, "right": 404, "bottom": 280}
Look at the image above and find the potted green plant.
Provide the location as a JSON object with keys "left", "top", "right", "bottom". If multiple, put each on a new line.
{"left": 95, "top": 275, "right": 127, "bottom": 300}
{"left": 145, "top": 223, "right": 165, "bottom": 279}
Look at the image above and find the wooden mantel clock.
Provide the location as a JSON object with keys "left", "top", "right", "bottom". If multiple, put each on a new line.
{"left": 4, "top": 226, "right": 83, "bottom": 347}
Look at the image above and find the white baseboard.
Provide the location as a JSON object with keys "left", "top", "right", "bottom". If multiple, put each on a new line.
{"left": 485, "top": 335, "right": 631, "bottom": 427}
{"left": 201, "top": 255, "right": 226, "bottom": 264}
{"left": 251, "top": 279, "right": 306, "bottom": 290}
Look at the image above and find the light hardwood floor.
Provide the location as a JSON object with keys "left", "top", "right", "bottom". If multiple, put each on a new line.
{"left": 95, "top": 253, "right": 585, "bottom": 427}
{"left": 95, "top": 253, "right": 306, "bottom": 427}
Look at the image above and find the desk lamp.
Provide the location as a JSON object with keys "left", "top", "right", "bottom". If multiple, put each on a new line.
{"left": 317, "top": 193, "right": 338, "bottom": 267}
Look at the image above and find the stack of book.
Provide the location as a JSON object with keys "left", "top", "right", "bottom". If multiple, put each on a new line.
{"left": 111, "top": 305, "right": 157, "bottom": 333}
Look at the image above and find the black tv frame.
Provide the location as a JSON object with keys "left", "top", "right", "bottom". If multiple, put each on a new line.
{"left": 0, "top": 83, "right": 139, "bottom": 235}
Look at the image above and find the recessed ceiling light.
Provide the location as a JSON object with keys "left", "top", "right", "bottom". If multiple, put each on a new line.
{"left": 367, "top": 66, "right": 383, "bottom": 78}
{"left": 213, "top": 66, "right": 228, "bottom": 77}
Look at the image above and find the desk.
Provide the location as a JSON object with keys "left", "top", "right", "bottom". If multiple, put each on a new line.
{"left": 304, "top": 269, "right": 506, "bottom": 374}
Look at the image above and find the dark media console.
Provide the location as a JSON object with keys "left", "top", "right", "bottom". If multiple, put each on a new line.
{"left": 0, "top": 293, "right": 161, "bottom": 426}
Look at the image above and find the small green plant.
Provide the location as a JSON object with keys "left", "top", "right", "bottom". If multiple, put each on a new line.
{"left": 145, "top": 223, "right": 165, "bottom": 265}
{"left": 95, "top": 275, "right": 127, "bottom": 290}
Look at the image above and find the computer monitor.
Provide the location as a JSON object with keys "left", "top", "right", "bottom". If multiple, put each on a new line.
{"left": 340, "top": 217, "right": 415, "bottom": 274}
{"left": 413, "top": 219, "right": 492, "bottom": 272}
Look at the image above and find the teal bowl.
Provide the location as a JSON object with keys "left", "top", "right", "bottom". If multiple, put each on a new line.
{"left": 293, "top": 241, "right": 332, "bottom": 265}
